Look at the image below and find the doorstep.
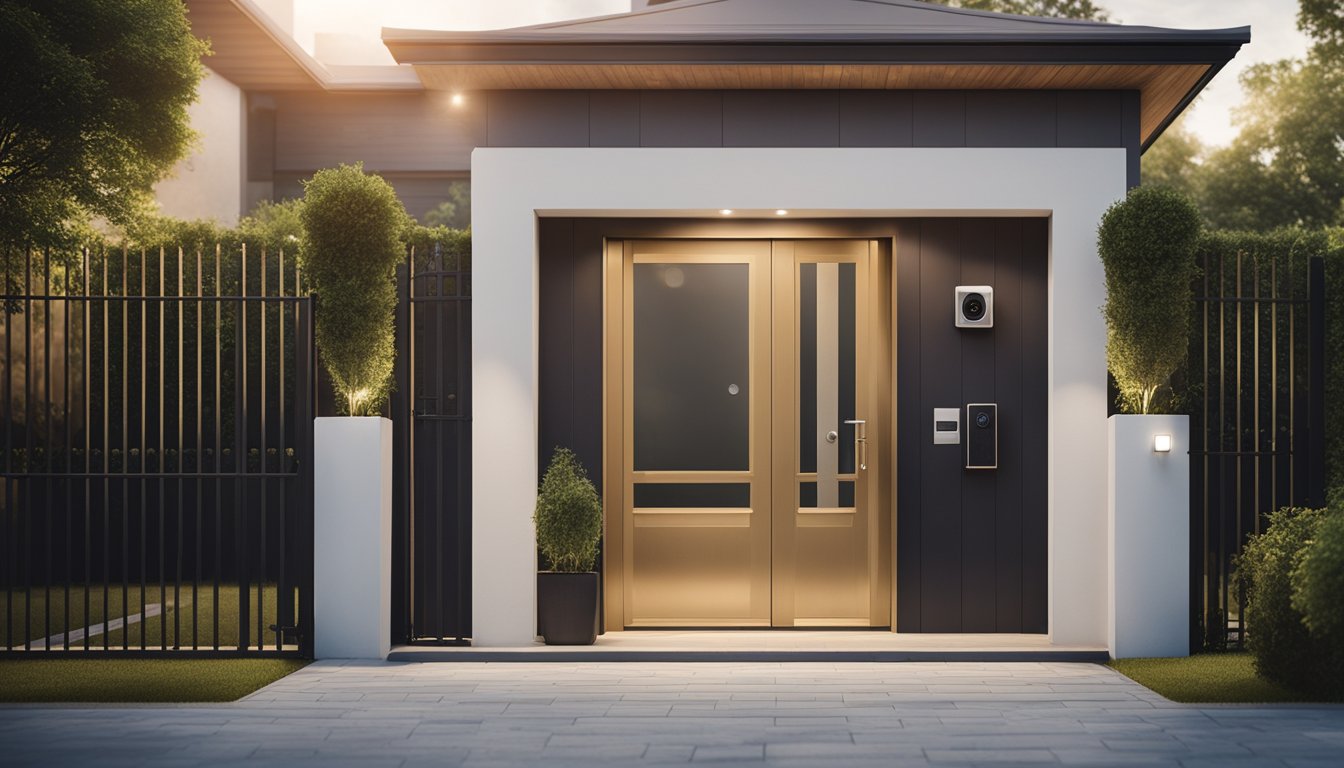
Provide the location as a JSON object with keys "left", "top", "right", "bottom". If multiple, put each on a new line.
{"left": 387, "top": 631, "right": 1109, "bottom": 662}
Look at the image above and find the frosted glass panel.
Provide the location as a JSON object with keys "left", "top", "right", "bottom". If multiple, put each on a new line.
{"left": 633, "top": 263, "right": 750, "bottom": 471}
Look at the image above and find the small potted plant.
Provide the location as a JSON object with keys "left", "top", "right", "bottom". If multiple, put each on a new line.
{"left": 534, "top": 447, "right": 602, "bottom": 645}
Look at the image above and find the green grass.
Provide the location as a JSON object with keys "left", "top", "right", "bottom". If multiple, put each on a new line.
{"left": 1109, "top": 652, "right": 1343, "bottom": 703}
{"left": 4, "top": 584, "right": 300, "bottom": 650}
{"left": 0, "top": 658, "right": 308, "bottom": 703}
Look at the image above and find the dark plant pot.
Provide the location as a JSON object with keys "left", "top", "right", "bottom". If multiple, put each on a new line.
{"left": 537, "top": 571, "right": 599, "bottom": 646}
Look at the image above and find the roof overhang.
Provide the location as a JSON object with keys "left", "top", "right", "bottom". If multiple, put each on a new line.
{"left": 384, "top": 0, "right": 1249, "bottom": 150}
{"left": 186, "top": 0, "right": 421, "bottom": 91}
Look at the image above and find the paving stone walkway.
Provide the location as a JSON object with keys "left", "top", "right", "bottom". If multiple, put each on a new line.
{"left": 3, "top": 661, "right": 1343, "bottom": 767}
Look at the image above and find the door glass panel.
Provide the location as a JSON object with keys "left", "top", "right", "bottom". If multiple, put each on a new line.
{"left": 799, "top": 481, "right": 855, "bottom": 509}
{"left": 800, "top": 262, "right": 857, "bottom": 505}
{"left": 633, "top": 263, "right": 750, "bottom": 472}
{"left": 634, "top": 483, "right": 752, "bottom": 508}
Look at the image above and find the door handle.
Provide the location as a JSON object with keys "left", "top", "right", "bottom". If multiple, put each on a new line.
{"left": 844, "top": 419, "right": 867, "bottom": 471}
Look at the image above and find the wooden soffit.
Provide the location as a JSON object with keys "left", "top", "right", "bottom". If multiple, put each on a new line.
{"left": 186, "top": 0, "right": 324, "bottom": 90}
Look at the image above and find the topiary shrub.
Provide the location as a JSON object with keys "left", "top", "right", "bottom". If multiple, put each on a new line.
{"left": 1098, "top": 186, "right": 1202, "bottom": 413}
{"left": 1235, "top": 505, "right": 1344, "bottom": 695}
{"left": 534, "top": 447, "right": 602, "bottom": 573}
{"left": 299, "top": 163, "right": 409, "bottom": 415}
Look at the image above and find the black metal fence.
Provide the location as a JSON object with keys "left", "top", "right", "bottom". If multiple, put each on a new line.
{"left": 1, "top": 246, "right": 314, "bottom": 655}
{"left": 1190, "top": 252, "right": 1327, "bottom": 651}
{"left": 393, "top": 238, "right": 471, "bottom": 644}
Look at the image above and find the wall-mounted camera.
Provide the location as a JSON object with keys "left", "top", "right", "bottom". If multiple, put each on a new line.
{"left": 955, "top": 285, "right": 993, "bottom": 329}
{"left": 966, "top": 403, "right": 997, "bottom": 470}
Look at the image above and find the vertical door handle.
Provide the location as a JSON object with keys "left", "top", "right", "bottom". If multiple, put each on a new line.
{"left": 845, "top": 419, "right": 867, "bottom": 471}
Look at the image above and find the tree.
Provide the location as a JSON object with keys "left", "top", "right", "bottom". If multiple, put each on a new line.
{"left": 1143, "top": 0, "right": 1344, "bottom": 231}
{"left": 1098, "top": 186, "right": 1202, "bottom": 414}
{"left": 932, "top": 0, "right": 1109, "bottom": 21}
{"left": 300, "top": 164, "right": 409, "bottom": 416}
{"left": 0, "top": 0, "right": 207, "bottom": 249}
{"left": 422, "top": 180, "right": 471, "bottom": 229}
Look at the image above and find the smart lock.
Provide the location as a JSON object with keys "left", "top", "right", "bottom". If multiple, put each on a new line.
{"left": 966, "top": 403, "right": 997, "bottom": 469}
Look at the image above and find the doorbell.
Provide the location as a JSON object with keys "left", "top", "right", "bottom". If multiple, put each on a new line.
{"left": 955, "top": 285, "right": 993, "bottom": 328}
{"left": 965, "top": 403, "right": 998, "bottom": 470}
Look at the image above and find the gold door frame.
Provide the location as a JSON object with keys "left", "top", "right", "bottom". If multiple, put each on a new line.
{"left": 602, "top": 237, "right": 892, "bottom": 630}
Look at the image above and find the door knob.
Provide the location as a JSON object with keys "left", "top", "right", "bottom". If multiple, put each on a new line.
{"left": 844, "top": 419, "right": 867, "bottom": 471}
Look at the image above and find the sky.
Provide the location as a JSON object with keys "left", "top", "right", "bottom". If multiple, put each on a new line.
{"left": 280, "top": 0, "right": 1313, "bottom": 148}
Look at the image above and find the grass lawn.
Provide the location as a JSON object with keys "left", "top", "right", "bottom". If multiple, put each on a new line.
{"left": 0, "top": 658, "right": 308, "bottom": 703}
{"left": 1109, "top": 652, "right": 1343, "bottom": 703}
{"left": 5, "top": 584, "right": 299, "bottom": 650}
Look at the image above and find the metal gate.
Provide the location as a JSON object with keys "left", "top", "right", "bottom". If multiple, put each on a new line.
{"left": 1, "top": 245, "right": 314, "bottom": 656}
{"left": 395, "top": 238, "right": 471, "bottom": 644}
{"left": 1190, "top": 251, "right": 1326, "bottom": 651}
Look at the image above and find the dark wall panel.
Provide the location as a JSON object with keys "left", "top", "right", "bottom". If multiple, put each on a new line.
{"left": 488, "top": 91, "right": 589, "bottom": 147}
{"left": 840, "top": 91, "right": 914, "bottom": 147}
{"left": 896, "top": 216, "right": 1049, "bottom": 633}
{"left": 1058, "top": 91, "right": 1121, "bottom": 148}
{"left": 590, "top": 91, "right": 640, "bottom": 147}
{"left": 911, "top": 92, "right": 966, "bottom": 147}
{"left": 640, "top": 91, "right": 723, "bottom": 147}
{"left": 723, "top": 91, "right": 839, "bottom": 147}
{"left": 966, "top": 92, "right": 1056, "bottom": 147}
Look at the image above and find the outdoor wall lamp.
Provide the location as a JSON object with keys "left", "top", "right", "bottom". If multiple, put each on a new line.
{"left": 1154, "top": 434, "right": 1172, "bottom": 453}
{"left": 450, "top": 92, "right": 465, "bottom": 107}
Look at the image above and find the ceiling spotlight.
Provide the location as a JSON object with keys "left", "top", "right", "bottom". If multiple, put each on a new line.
{"left": 775, "top": 209, "right": 788, "bottom": 216}
{"left": 450, "top": 93, "right": 465, "bottom": 107}
{"left": 720, "top": 209, "right": 734, "bottom": 216}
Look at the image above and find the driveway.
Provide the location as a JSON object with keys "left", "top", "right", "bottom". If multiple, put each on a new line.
{"left": 2, "top": 661, "right": 1342, "bottom": 767}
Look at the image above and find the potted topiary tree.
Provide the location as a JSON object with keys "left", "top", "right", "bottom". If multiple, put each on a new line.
{"left": 301, "top": 163, "right": 408, "bottom": 659}
{"left": 1098, "top": 185, "right": 1201, "bottom": 659}
{"left": 534, "top": 447, "right": 603, "bottom": 645}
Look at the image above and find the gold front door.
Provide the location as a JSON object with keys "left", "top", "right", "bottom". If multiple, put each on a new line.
{"left": 604, "top": 238, "right": 890, "bottom": 629}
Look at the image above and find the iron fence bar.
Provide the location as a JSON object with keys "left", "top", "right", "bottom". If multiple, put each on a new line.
{"left": 63, "top": 251, "right": 73, "bottom": 651}
{"left": 276, "top": 247, "right": 287, "bottom": 650}
{"left": 258, "top": 246, "right": 267, "bottom": 650}
{"left": 1307, "top": 256, "right": 1325, "bottom": 507}
{"left": 175, "top": 248, "right": 184, "bottom": 650}
{"left": 195, "top": 247, "right": 204, "bottom": 650}
{"left": 84, "top": 247, "right": 92, "bottom": 650}
{"left": 0, "top": 294, "right": 307, "bottom": 303}
{"left": 23, "top": 249, "right": 33, "bottom": 650}
{"left": 42, "top": 250, "right": 52, "bottom": 650}
{"left": 213, "top": 244, "right": 222, "bottom": 651}
{"left": 2, "top": 250, "right": 9, "bottom": 651}
{"left": 236, "top": 244, "right": 249, "bottom": 651}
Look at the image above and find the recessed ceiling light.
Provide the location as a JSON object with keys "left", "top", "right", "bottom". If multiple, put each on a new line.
{"left": 450, "top": 93, "right": 465, "bottom": 107}
{"left": 720, "top": 209, "right": 734, "bottom": 216}
{"left": 775, "top": 209, "right": 788, "bottom": 216}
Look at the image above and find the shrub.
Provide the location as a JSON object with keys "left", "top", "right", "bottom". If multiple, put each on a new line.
{"left": 1236, "top": 505, "right": 1344, "bottom": 694}
{"left": 1098, "top": 186, "right": 1202, "bottom": 413}
{"left": 534, "top": 448, "right": 602, "bottom": 573}
{"left": 1293, "top": 494, "right": 1344, "bottom": 639}
{"left": 299, "top": 164, "right": 409, "bottom": 415}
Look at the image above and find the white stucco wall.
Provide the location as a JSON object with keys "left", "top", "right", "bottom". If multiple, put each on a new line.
{"left": 470, "top": 147, "right": 1126, "bottom": 647}
{"left": 153, "top": 68, "right": 245, "bottom": 225}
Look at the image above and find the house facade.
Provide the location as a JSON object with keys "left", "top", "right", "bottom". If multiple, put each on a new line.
{"left": 183, "top": 0, "right": 1248, "bottom": 653}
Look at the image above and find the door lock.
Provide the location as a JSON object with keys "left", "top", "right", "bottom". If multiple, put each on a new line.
{"left": 844, "top": 419, "right": 867, "bottom": 471}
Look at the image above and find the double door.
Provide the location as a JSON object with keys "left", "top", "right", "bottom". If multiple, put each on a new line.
{"left": 604, "top": 238, "right": 890, "bottom": 628}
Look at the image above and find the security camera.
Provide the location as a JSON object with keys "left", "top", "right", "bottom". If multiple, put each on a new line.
{"left": 955, "top": 285, "right": 993, "bottom": 328}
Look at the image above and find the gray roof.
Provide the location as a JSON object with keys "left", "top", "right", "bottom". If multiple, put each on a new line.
{"left": 383, "top": 0, "right": 1249, "bottom": 46}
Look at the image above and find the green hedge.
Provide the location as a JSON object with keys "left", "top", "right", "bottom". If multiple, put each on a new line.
{"left": 1236, "top": 505, "right": 1344, "bottom": 696}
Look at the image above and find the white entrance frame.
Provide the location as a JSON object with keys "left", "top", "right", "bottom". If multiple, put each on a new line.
{"left": 470, "top": 147, "right": 1126, "bottom": 648}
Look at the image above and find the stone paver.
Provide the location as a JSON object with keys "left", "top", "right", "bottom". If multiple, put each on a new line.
{"left": 2, "top": 661, "right": 1342, "bottom": 767}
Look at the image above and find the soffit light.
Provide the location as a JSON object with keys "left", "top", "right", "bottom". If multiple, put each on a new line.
{"left": 450, "top": 92, "right": 465, "bottom": 107}
{"left": 775, "top": 209, "right": 788, "bottom": 216}
{"left": 720, "top": 209, "right": 733, "bottom": 215}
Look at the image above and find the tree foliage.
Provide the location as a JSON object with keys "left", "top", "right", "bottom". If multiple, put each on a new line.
{"left": 1098, "top": 186, "right": 1202, "bottom": 414}
{"left": 422, "top": 181, "right": 471, "bottom": 229}
{"left": 931, "top": 0, "right": 1109, "bottom": 21}
{"left": 534, "top": 448, "right": 602, "bottom": 573}
{"left": 299, "top": 164, "right": 408, "bottom": 416}
{"left": 0, "top": 0, "right": 207, "bottom": 249}
{"left": 1143, "top": 0, "right": 1344, "bottom": 231}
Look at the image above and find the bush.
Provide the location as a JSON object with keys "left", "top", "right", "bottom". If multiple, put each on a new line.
{"left": 1293, "top": 493, "right": 1344, "bottom": 639}
{"left": 1236, "top": 505, "right": 1344, "bottom": 695}
{"left": 299, "top": 164, "right": 409, "bottom": 415}
{"left": 1098, "top": 186, "right": 1202, "bottom": 413}
{"left": 534, "top": 448, "right": 602, "bottom": 573}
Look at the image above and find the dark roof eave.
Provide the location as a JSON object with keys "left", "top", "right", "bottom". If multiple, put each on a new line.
{"left": 384, "top": 39, "right": 1247, "bottom": 67}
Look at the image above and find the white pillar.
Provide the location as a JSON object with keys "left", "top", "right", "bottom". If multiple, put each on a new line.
{"left": 1108, "top": 414, "right": 1190, "bottom": 659}
{"left": 314, "top": 416, "right": 393, "bottom": 659}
